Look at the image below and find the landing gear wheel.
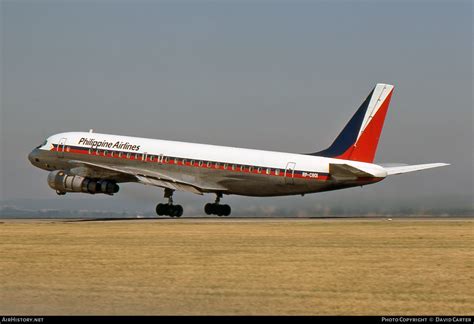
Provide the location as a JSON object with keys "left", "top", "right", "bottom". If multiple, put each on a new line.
{"left": 155, "top": 189, "right": 184, "bottom": 217}
{"left": 222, "top": 204, "right": 231, "bottom": 217}
{"left": 204, "top": 194, "right": 232, "bottom": 217}
{"left": 205, "top": 203, "right": 214, "bottom": 215}
{"left": 173, "top": 205, "right": 183, "bottom": 217}
{"left": 156, "top": 203, "right": 166, "bottom": 216}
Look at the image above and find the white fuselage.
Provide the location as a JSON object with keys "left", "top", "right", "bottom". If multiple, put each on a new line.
{"left": 30, "top": 132, "right": 387, "bottom": 197}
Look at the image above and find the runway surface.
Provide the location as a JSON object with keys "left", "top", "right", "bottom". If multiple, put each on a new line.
{"left": 1, "top": 217, "right": 473, "bottom": 315}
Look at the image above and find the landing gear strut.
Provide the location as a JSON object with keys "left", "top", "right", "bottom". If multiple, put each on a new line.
{"left": 156, "top": 189, "right": 183, "bottom": 217}
{"left": 205, "top": 193, "right": 231, "bottom": 216}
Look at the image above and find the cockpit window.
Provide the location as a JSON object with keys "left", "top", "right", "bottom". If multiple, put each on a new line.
{"left": 36, "top": 140, "right": 47, "bottom": 149}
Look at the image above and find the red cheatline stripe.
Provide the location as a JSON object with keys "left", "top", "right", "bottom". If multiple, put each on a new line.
{"left": 51, "top": 144, "right": 382, "bottom": 183}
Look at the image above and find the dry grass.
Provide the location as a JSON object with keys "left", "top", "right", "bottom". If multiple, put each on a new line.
{"left": 0, "top": 218, "right": 472, "bottom": 315}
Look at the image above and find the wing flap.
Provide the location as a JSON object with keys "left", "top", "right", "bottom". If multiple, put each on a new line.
{"left": 135, "top": 175, "right": 203, "bottom": 195}
{"left": 68, "top": 160, "right": 226, "bottom": 194}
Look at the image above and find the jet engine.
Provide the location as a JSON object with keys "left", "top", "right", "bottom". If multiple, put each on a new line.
{"left": 47, "top": 170, "right": 119, "bottom": 195}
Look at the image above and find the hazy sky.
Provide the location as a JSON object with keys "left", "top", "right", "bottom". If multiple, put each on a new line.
{"left": 1, "top": 1, "right": 472, "bottom": 211}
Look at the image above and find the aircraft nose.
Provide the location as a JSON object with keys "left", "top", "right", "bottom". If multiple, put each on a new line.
{"left": 28, "top": 148, "right": 40, "bottom": 164}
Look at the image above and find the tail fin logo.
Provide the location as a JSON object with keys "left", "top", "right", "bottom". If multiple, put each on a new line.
{"left": 312, "top": 83, "right": 394, "bottom": 163}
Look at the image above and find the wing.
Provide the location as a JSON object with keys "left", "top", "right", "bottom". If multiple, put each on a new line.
{"left": 382, "top": 163, "right": 450, "bottom": 176}
{"left": 67, "top": 160, "right": 227, "bottom": 195}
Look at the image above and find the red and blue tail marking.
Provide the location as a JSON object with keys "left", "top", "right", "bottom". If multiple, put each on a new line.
{"left": 311, "top": 83, "right": 394, "bottom": 163}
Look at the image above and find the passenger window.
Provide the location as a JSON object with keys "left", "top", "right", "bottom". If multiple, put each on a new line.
{"left": 232, "top": 164, "right": 236, "bottom": 171}
{"left": 190, "top": 160, "right": 195, "bottom": 166}
{"left": 266, "top": 168, "right": 271, "bottom": 175}
{"left": 207, "top": 161, "right": 212, "bottom": 168}
{"left": 182, "top": 159, "right": 187, "bottom": 165}
{"left": 215, "top": 163, "right": 220, "bottom": 169}
{"left": 111, "top": 152, "right": 114, "bottom": 157}
{"left": 249, "top": 167, "right": 254, "bottom": 173}
{"left": 224, "top": 163, "right": 228, "bottom": 170}
{"left": 240, "top": 165, "right": 244, "bottom": 171}
{"left": 164, "top": 157, "right": 169, "bottom": 163}
{"left": 257, "top": 167, "right": 262, "bottom": 174}
{"left": 150, "top": 155, "right": 154, "bottom": 162}
{"left": 119, "top": 152, "right": 122, "bottom": 158}
{"left": 198, "top": 161, "right": 203, "bottom": 167}
{"left": 127, "top": 153, "right": 131, "bottom": 159}
{"left": 275, "top": 169, "right": 280, "bottom": 176}
{"left": 88, "top": 149, "right": 92, "bottom": 155}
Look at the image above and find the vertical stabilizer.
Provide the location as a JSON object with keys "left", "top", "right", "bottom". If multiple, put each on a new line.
{"left": 311, "top": 83, "right": 394, "bottom": 163}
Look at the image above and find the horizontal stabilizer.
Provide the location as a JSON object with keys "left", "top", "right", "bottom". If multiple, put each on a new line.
{"left": 329, "top": 163, "right": 375, "bottom": 181}
{"left": 384, "top": 163, "right": 449, "bottom": 175}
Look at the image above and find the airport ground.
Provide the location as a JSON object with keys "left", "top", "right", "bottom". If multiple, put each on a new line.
{"left": 0, "top": 217, "right": 472, "bottom": 315}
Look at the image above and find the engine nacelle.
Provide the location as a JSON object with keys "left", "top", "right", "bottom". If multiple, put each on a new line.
{"left": 47, "top": 170, "right": 119, "bottom": 195}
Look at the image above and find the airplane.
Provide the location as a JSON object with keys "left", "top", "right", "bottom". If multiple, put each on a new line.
{"left": 28, "top": 83, "right": 448, "bottom": 217}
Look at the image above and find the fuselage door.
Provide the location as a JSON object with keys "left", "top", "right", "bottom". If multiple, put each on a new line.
{"left": 58, "top": 138, "right": 67, "bottom": 158}
{"left": 285, "top": 162, "right": 296, "bottom": 184}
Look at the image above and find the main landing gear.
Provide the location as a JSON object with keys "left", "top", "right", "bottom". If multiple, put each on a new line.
{"left": 156, "top": 189, "right": 183, "bottom": 217}
{"left": 155, "top": 190, "right": 232, "bottom": 217}
{"left": 205, "top": 193, "right": 231, "bottom": 217}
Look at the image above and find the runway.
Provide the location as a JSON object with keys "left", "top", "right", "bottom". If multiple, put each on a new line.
{"left": 1, "top": 217, "right": 472, "bottom": 315}
{"left": 2, "top": 215, "right": 472, "bottom": 223}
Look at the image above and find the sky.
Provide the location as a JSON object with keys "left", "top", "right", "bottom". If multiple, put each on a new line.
{"left": 1, "top": 0, "right": 472, "bottom": 214}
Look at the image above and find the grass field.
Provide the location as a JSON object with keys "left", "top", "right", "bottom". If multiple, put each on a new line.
{"left": 0, "top": 218, "right": 472, "bottom": 315}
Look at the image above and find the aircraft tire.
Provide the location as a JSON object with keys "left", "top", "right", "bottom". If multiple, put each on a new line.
{"left": 156, "top": 203, "right": 166, "bottom": 216}
{"left": 174, "top": 205, "right": 183, "bottom": 217}
{"left": 204, "top": 203, "right": 214, "bottom": 215}
{"left": 222, "top": 205, "right": 231, "bottom": 216}
{"left": 204, "top": 203, "right": 231, "bottom": 216}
